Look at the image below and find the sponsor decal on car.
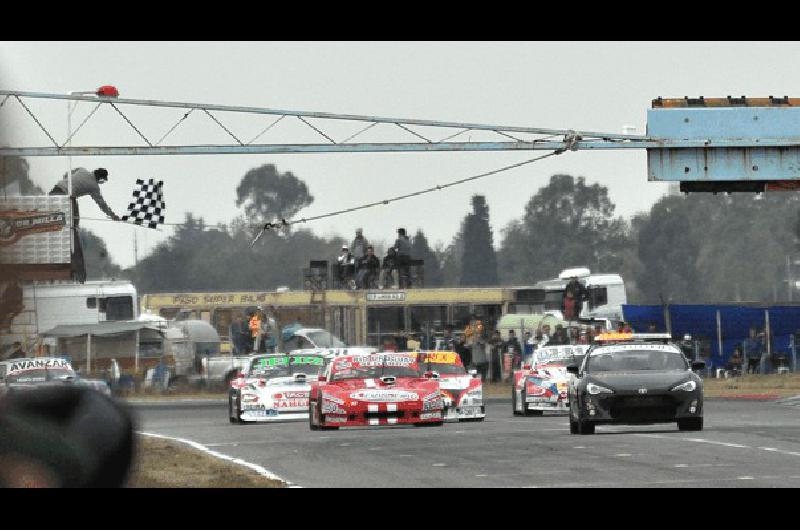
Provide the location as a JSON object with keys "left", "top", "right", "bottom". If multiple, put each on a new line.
{"left": 349, "top": 390, "right": 419, "bottom": 402}
{"left": 321, "top": 393, "right": 344, "bottom": 405}
{"left": 321, "top": 401, "right": 347, "bottom": 414}
{"left": 420, "top": 411, "right": 442, "bottom": 420}
{"left": 274, "top": 400, "right": 308, "bottom": 408}
{"left": 8, "top": 358, "right": 71, "bottom": 373}
{"left": 324, "top": 416, "right": 347, "bottom": 423}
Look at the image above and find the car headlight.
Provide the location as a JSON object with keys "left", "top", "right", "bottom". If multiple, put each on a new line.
{"left": 671, "top": 380, "right": 697, "bottom": 392}
{"left": 586, "top": 383, "right": 613, "bottom": 395}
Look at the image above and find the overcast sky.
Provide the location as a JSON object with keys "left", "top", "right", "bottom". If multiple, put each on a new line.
{"left": 1, "top": 41, "right": 797, "bottom": 269}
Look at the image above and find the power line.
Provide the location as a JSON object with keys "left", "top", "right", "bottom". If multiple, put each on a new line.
{"left": 77, "top": 149, "right": 564, "bottom": 244}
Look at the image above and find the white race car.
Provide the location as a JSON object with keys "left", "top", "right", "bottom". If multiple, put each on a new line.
{"left": 0, "top": 357, "right": 111, "bottom": 397}
{"left": 418, "top": 351, "right": 485, "bottom": 422}
{"left": 512, "top": 345, "right": 589, "bottom": 416}
{"left": 228, "top": 353, "right": 325, "bottom": 423}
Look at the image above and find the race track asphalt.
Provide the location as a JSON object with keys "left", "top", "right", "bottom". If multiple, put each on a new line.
{"left": 130, "top": 398, "right": 800, "bottom": 488}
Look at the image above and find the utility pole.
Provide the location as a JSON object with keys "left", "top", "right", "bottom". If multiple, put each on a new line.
{"left": 133, "top": 231, "right": 138, "bottom": 269}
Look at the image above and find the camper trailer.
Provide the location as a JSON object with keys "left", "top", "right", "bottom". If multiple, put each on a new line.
{"left": 2, "top": 281, "right": 138, "bottom": 354}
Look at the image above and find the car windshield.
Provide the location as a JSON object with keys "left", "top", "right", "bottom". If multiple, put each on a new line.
{"left": 332, "top": 354, "right": 420, "bottom": 381}
{"left": 248, "top": 355, "right": 324, "bottom": 380}
{"left": 425, "top": 362, "right": 466, "bottom": 375}
{"left": 6, "top": 368, "right": 75, "bottom": 384}
{"left": 585, "top": 349, "right": 688, "bottom": 372}
{"left": 306, "top": 331, "right": 346, "bottom": 348}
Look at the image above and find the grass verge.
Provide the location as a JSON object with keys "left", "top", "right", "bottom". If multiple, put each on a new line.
{"left": 126, "top": 435, "right": 285, "bottom": 488}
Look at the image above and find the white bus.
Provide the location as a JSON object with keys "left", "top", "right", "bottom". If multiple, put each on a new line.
{"left": 2, "top": 280, "right": 138, "bottom": 352}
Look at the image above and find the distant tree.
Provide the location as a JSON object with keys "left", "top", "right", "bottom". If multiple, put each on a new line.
{"left": 436, "top": 238, "right": 462, "bottom": 287}
{"left": 0, "top": 155, "right": 44, "bottom": 194}
{"left": 79, "top": 228, "right": 124, "bottom": 281}
{"left": 636, "top": 196, "right": 701, "bottom": 303}
{"left": 634, "top": 192, "right": 800, "bottom": 304}
{"left": 235, "top": 164, "right": 314, "bottom": 223}
{"left": 498, "top": 174, "right": 630, "bottom": 285}
{"left": 460, "top": 195, "right": 498, "bottom": 286}
{"left": 411, "top": 229, "right": 443, "bottom": 287}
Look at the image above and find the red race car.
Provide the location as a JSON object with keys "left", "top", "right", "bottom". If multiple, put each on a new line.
{"left": 308, "top": 352, "right": 444, "bottom": 430}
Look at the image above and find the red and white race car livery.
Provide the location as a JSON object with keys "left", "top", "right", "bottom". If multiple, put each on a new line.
{"left": 418, "top": 351, "right": 484, "bottom": 422}
{"left": 512, "top": 345, "right": 589, "bottom": 416}
{"left": 309, "top": 352, "right": 444, "bottom": 429}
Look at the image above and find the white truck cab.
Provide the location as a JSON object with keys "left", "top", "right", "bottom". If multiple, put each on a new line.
{"left": 512, "top": 267, "right": 627, "bottom": 322}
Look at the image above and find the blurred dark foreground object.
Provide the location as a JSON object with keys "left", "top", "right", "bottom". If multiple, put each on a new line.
{"left": 0, "top": 386, "right": 135, "bottom": 487}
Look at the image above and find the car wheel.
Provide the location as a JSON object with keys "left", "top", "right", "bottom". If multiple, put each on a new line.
{"left": 677, "top": 417, "right": 703, "bottom": 431}
{"left": 521, "top": 388, "right": 541, "bottom": 417}
{"left": 229, "top": 395, "right": 243, "bottom": 424}
{"left": 309, "top": 399, "right": 320, "bottom": 431}
{"left": 579, "top": 420, "right": 595, "bottom": 435}
{"left": 569, "top": 418, "right": 579, "bottom": 434}
{"left": 512, "top": 386, "right": 523, "bottom": 416}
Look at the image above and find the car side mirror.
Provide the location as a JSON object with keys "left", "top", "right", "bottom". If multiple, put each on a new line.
{"left": 468, "top": 369, "right": 478, "bottom": 378}
{"left": 691, "top": 361, "right": 706, "bottom": 371}
{"left": 424, "top": 371, "right": 440, "bottom": 380}
{"left": 522, "top": 364, "right": 531, "bottom": 370}
{"left": 318, "top": 375, "right": 327, "bottom": 382}
{"left": 566, "top": 364, "right": 580, "bottom": 375}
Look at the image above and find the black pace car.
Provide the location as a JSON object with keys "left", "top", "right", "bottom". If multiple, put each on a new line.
{"left": 567, "top": 342, "right": 705, "bottom": 435}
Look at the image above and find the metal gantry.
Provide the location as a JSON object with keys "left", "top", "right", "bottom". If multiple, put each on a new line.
{"left": 0, "top": 89, "right": 658, "bottom": 157}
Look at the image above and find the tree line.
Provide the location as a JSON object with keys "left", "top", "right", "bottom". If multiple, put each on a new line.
{"left": 5, "top": 156, "right": 800, "bottom": 304}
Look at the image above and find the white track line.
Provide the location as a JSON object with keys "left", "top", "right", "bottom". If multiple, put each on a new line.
{"left": 138, "top": 431, "right": 299, "bottom": 488}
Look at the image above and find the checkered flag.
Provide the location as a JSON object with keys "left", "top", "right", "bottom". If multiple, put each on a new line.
{"left": 121, "top": 179, "right": 165, "bottom": 229}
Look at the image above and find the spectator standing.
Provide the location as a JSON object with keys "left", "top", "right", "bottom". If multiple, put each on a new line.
{"left": 441, "top": 326, "right": 456, "bottom": 351}
{"left": 249, "top": 310, "right": 263, "bottom": 353}
{"left": 351, "top": 228, "right": 369, "bottom": 262}
{"left": 230, "top": 315, "right": 244, "bottom": 354}
{"left": 471, "top": 332, "right": 489, "bottom": 380}
{"left": 743, "top": 327, "right": 764, "bottom": 374}
{"left": 394, "top": 228, "right": 412, "bottom": 288}
{"left": 488, "top": 330, "right": 504, "bottom": 382}
{"left": 455, "top": 335, "right": 471, "bottom": 367}
{"left": 407, "top": 333, "right": 421, "bottom": 351}
{"left": 506, "top": 330, "right": 522, "bottom": 371}
{"left": 564, "top": 276, "right": 586, "bottom": 319}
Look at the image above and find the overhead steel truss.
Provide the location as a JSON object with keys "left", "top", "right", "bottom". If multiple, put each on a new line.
{"left": 0, "top": 89, "right": 664, "bottom": 157}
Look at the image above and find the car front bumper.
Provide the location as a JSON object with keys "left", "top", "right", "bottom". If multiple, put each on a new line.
{"left": 580, "top": 391, "right": 703, "bottom": 424}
